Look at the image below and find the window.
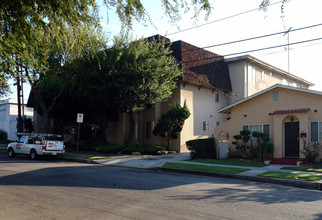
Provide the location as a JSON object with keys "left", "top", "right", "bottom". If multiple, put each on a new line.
{"left": 311, "top": 121, "right": 322, "bottom": 142}
{"left": 282, "top": 79, "right": 287, "bottom": 85}
{"left": 214, "top": 93, "right": 219, "bottom": 103}
{"left": 203, "top": 121, "right": 209, "bottom": 131}
{"left": 243, "top": 124, "right": 270, "bottom": 138}
{"left": 261, "top": 71, "right": 265, "bottom": 80}
{"left": 273, "top": 91, "right": 279, "bottom": 101}
{"left": 248, "top": 66, "right": 256, "bottom": 82}
{"left": 214, "top": 121, "right": 220, "bottom": 127}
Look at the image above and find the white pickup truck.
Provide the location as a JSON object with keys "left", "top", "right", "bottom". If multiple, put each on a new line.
{"left": 7, "top": 133, "right": 65, "bottom": 159}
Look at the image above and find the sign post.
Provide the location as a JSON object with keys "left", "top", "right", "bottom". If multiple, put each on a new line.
{"left": 76, "top": 113, "right": 84, "bottom": 153}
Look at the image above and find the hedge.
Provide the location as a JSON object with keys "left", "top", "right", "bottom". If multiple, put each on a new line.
{"left": 186, "top": 138, "right": 216, "bottom": 159}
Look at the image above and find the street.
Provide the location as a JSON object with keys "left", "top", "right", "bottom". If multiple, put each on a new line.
{"left": 0, "top": 153, "right": 321, "bottom": 220}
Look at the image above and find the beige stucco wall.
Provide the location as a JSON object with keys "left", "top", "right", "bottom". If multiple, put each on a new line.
{"left": 227, "top": 60, "right": 310, "bottom": 105}
{"left": 214, "top": 87, "right": 322, "bottom": 159}
{"left": 179, "top": 83, "right": 228, "bottom": 152}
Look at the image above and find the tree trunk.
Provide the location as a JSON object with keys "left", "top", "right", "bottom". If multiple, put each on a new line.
{"left": 126, "top": 111, "right": 135, "bottom": 144}
{"left": 33, "top": 86, "right": 64, "bottom": 133}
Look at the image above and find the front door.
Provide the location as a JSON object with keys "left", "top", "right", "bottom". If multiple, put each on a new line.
{"left": 284, "top": 121, "right": 299, "bottom": 157}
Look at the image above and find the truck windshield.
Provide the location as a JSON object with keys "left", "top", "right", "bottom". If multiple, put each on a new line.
{"left": 19, "top": 136, "right": 26, "bottom": 143}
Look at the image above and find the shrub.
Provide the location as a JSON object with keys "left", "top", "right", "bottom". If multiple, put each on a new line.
{"left": 227, "top": 147, "right": 243, "bottom": 159}
{"left": 121, "top": 145, "right": 165, "bottom": 155}
{"left": 95, "top": 145, "right": 126, "bottom": 154}
{"left": 301, "top": 141, "right": 321, "bottom": 164}
{"left": 186, "top": 138, "right": 216, "bottom": 159}
{"left": 78, "top": 140, "right": 98, "bottom": 151}
{"left": 0, "top": 129, "right": 8, "bottom": 140}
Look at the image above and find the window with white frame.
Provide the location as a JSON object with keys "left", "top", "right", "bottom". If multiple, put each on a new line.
{"left": 243, "top": 124, "right": 270, "bottom": 139}
{"left": 248, "top": 66, "right": 256, "bottom": 82}
{"left": 310, "top": 121, "right": 322, "bottom": 142}
{"left": 203, "top": 121, "right": 209, "bottom": 131}
{"left": 261, "top": 71, "right": 265, "bottom": 80}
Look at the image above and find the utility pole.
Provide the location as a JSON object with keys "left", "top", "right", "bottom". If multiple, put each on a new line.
{"left": 283, "top": 27, "right": 292, "bottom": 73}
{"left": 16, "top": 74, "right": 23, "bottom": 132}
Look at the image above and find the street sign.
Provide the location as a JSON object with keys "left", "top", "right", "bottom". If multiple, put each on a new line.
{"left": 77, "top": 113, "right": 84, "bottom": 123}
{"left": 76, "top": 113, "right": 84, "bottom": 153}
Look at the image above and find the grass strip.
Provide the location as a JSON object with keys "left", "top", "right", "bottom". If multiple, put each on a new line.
{"left": 281, "top": 167, "right": 322, "bottom": 173}
{"left": 189, "top": 159, "right": 266, "bottom": 167}
{"left": 162, "top": 162, "right": 249, "bottom": 174}
{"left": 258, "top": 171, "right": 322, "bottom": 182}
{"left": 0, "top": 148, "right": 7, "bottom": 152}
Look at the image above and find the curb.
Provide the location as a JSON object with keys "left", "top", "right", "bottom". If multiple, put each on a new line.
{"left": 153, "top": 167, "right": 322, "bottom": 191}
{"left": 59, "top": 156, "right": 95, "bottom": 164}
{"left": 58, "top": 156, "right": 322, "bottom": 191}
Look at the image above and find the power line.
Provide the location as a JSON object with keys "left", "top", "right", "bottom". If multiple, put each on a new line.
{"left": 182, "top": 23, "right": 322, "bottom": 53}
{"left": 179, "top": 37, "right": 322, "bottom": 65}
{"left": 165, "top": 1, "right": 283, "bottom": 36}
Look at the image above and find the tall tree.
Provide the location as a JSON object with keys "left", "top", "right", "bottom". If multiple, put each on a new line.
{"left": 109, "top": 36, "right": 182, "bottom": 143}
{"left": 62, "top": 35, "right": 182, "bottom": 143}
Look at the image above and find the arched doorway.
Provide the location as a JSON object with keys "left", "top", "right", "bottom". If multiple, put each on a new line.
{"left": 218, "top": 131, "right": 229, "bottom": 158}
{"left": 283, "top": 116, "right": 299, "bottom": 158}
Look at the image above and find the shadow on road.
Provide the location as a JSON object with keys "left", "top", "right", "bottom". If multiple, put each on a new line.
{"left": 0, "top": 152, "right": 322, "bottom": 207}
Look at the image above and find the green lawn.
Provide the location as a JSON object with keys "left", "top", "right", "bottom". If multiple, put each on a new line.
{"left": 162, "top": 162, "right": 249, "bottom": 174}
{"left": 258, "top": 171, "right": 322, "bottom": 182}
{"left": 0, "top": 148, "right": 7, "bottom": 152}
{"left": 189, "top": 159, "right": 266, "bottom": 167}
{"left": 281, "top": 166, "right": 322, "bottom": 173}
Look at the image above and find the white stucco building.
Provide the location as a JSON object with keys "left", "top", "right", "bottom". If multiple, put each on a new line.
{"left": 0, "top": 99, "right": 33, "bottom": 140}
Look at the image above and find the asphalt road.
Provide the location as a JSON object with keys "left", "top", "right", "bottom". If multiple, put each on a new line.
{"left": 0, "top": 153, "right": 322, "bottom": 220}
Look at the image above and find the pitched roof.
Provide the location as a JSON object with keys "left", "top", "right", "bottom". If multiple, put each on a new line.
{"left": 147, "top": 35, "right": 232, "bottom": 91}
{"left": 170, "top": 40, "right": 232, "bottom": 91}
{"left": 218, "top": 84, "right": 322, "bottom": 114}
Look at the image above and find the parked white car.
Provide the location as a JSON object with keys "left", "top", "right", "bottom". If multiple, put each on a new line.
{"left": 7, "top": 133, "right": 65, "bottom": 159}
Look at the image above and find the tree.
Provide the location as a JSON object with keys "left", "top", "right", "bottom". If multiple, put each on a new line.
{"left": 153, "top": 101, "right": 190, "bottom": 150}
{"left": 49, "top": 35, "right": 182, "bottom": 143}
{"left": 109, "top": 36, "right": 183, "bottom": 143}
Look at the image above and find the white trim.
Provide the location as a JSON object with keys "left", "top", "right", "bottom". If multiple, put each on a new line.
{"left": 217, "top": 84, "right": 322, "bottom": 113}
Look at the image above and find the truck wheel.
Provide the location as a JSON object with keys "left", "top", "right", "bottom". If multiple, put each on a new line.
{"left": 8, "top": 148, "right": 15, "bottom": 158}
{"left": 30, "top": 149, "right": 37, "bottom": 160}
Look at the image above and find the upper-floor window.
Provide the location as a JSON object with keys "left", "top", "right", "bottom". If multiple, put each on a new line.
{"left": 203, "top": 121, "right": 209, "bottom": 131}
{"left": 214, "top": 93, "right": 219, "bottom": 103}
{"left": 273, "top": 91, "right": 279, "bottom": 101}
{"left": 282, "top": 79, "right": 287, "bottom": 85}
{"left": 261, "top": 71, "right": 265, "bottom": 80}
{"left": 248, "top": 66, "right": 256, "bottom": 82}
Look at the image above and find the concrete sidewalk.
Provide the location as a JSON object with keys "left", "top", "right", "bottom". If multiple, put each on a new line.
{"left": 87, "top": 153, "right": 322, "bottom": 191}
{"left": 91, "top": 152, "right": 322, "bottom": 176}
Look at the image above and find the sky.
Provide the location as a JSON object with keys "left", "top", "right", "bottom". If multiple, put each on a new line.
{"left": 7, "top": 0, "right": 322, "bottom": 100}
{"left": 101, "top": 0, "right": 322, "bottom": 91}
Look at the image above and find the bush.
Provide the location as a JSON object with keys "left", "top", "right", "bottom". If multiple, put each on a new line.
{"left": 95, "top": 145, "right": 126, "bottom": 154}
{"left": 301, "top": 141, "right": 321, "bottom": 164}
{"left": 227, "top": 147, "right": 243, "bottom": 159}
{"left": 121, "top": 145, "right": 165, "bottom": 155}
{"left": 0, "top": 129, "right": 8, "bottom": 140}
{"left": 77, "top": 140, "right": 99, "bottom": 151}
{"left": 95, "top": 144, "right": 165, "bottom": 155}
{"left": 186, "top": 138, "right": 216, "bottom": 159}
{"left": 263, "top": 142, "right": 274, "bottom": 159}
